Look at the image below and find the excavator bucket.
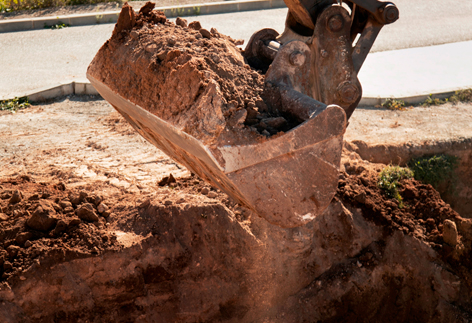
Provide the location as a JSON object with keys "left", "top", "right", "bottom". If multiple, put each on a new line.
{"left": 87, "top": 0, "right": 397, "bottom": 228}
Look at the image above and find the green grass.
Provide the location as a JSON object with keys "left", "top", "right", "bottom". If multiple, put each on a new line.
{"left": 0, "top": 97, "right": 31, "bottom": 113}
{"left": 407, "top": 154, "right": 459, "bottom": 190}
{"left": 378, "top": 165, "right": 414, "bottom": 207}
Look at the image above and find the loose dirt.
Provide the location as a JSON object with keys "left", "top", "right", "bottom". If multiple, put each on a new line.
{"left": 88, "top": 3, "right": 293, "bottom": 147}
{"left": 1, "top": 96, "right": 472, "bottom": 321}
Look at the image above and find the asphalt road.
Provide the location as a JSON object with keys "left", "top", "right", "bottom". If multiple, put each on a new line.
{"left": 1, "top": 0, "right": 472, "bottom": 98}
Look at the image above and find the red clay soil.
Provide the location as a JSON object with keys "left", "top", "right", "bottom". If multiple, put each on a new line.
{"left": 338, "top": 160, "right": 472, "bottom": 291}
{"left": 0, "top": 175, "right": 121, "bottom": 282}
{"left": 87, "top": 2, "right": 292, "bottom": 147}
{"left": 2, "top": 164, "right": 472, "bottom": 321}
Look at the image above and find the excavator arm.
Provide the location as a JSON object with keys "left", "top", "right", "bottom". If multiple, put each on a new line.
{"left": 244, "top": 0, "right": 398, "bottom": 119}
{"left": 87, "top": 0, "right": 398, "bottom": 228}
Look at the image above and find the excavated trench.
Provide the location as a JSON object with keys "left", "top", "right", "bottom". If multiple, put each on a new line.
{"left": 2, "top": 3, "right": 472, "bottom": 322}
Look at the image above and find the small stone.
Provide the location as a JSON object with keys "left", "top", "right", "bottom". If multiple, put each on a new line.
{"left": 15, "top": 232, "right": 33, "bottom": 246}
{"left": 69, "top": 193, "right": 81, "bottom": 206}
{"left": 207, "top": 191, "right": 217, "bottom": 198}
{"left": 76, "top": 203, "right": 99, "bottom": 222}
{"left": 164, "top": 200, "right": 173, "bottom": 206}
{"left": 86, "top": 195, "right": 102, "bottom": 207}
{"left": 24, "top": 240, "right": 32, "bottom": 248}
{"left": 201, "top": 187, "right": 209, "bottom": 195}
{"left": 234, "top": 39, "right": 244, "bottom": 46}
{"left": 28, "top": 193, "right": 40, "bottom": 201}
{"left": 188, "top": 20, "right": 202, "bottom": 30}
{"left": 0, "top": 213, "right": 8, "bottom": 221}
{"left": 9, "top": 190, "right": 22, "bottom": 204}
{"left": 27, "top": 203, "right": 58, "bottom": 231}
{"left": 97, "top": 203, "right": 109, "bottom": 214}
{"left": 64, "top": 206, "right": 74, "bottom": 213}
{"left": 443, "top": 219, "right": 458, "bottom": 246}
{"left": 176, "top": 17, "right": 187, "bottom": 28}
{"left": 102, "top": 210, "right": 111, "bottom": 218}
{"left": 53, "top": 219, "right": 68, "bottom": 235}
{"left": 92, "top": 247, "right": 99, "bottom": 254}
{"left": 59, "top": 200, "right": 72, "bottom": 209}
{"left": 199, "top": 28, "right": 211, "bottom": 39}
{"left": 157, "top": 50, "right": 167, "bottom": 60}
{"left": 68, "top": 218, "right": 82, "bottom": 227}
{"left": 176, "top": 196, "right": 185, "bottom": 204}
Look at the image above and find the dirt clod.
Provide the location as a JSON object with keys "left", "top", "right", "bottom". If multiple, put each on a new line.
{"left": 76, "top": 203, "right": 99, "bottom": 222}
{"left": 175, "top": 17, "right": 187, "bottom": 28}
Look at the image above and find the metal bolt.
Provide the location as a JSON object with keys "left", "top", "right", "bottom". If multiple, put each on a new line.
{"left": 337, "top": 82, "right": 359, "bottom": 103}
{"left": 321, "top": 50, "right": 328, "bottom": 58}
{"left": 328, "top": 14, "right": 344, "bottom": 32}
{"left": 382, "top": 4, "right": 399, "bottom": 24}
{"left": 289, "top": 51, "right": 305, "bottom": 66}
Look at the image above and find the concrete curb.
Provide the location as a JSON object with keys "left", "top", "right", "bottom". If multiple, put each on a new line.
{"left": 0, "top": 0, "right": 286, "bottom": 33}
{"left": 359, "top": 89, "right": 464, "bottom": 107}
{"left": 2, "top": 80, "right": 465, "bottom": 108}
{"left": 1, "top": 81, "right": 99, "bottom": 102}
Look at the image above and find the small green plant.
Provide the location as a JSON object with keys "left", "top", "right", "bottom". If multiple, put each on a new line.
{"left": 378, "top": 165, "right": 414, "bottom": 207}
{"left": 381, "top": 98, "right": 406, "bottom": 110}
{"left": 422, "top": 94, "right": 447, "bottom": 107}
{"left": 192, "top": 5, "right": 200, "bottom": 15}
{"left": 0, "top": 97, "right": 31, "bottom": 113}
{"left": 44, "top": 21, "right": 70, "bottom": 29}
{"left": 407, "top": 154, "right": 459, "bottom": 189}
{"left": 449, "top": 89, "right": 472, "bottom": 104}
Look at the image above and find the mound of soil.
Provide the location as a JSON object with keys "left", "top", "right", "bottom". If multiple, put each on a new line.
{"left": 2, "top": 162, "right": 472, "bottom": 321}
{"left": 338, "top": 158, "right": 472, "bottom": 290}
{"left": 0, "top": 175, "right": 120, "bottom": 283}
{"left": 87, "top": 2, "right": 293, "bottom": 147}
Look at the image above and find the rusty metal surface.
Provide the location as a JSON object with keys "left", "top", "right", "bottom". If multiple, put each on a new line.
{"left": 87, "top": 74, "right": 346, "bottom": 228}
{"left": 309, "top": 5, "right": 362, "bottom": 119}
{"left": 352, "top": 18, "right": 383, "bottom": 73}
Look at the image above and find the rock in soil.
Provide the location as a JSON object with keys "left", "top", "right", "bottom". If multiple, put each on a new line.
{"left": 87, "top": 2, "right": 297, "bottom": 148}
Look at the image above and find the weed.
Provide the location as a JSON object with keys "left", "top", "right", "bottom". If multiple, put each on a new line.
{"left": 408, "top": 154, "right": 459, "bottom": 190}
{"left": 381, "top": 98, "right": 406, "bottom": 110}
{"left": 422, "top": 94, "right": 447, "bottom": 107}
{"left": 449, "top": 89, "right": 472, "bottom": 104}
{"left": 0, "top": 97, "right": 31, "bottom": 113}
{"left": 44, "top": 21, "right": 69, "bottom": 29}
{"left": 378, "top": 165, "right": 413, "bottom": 207}
{"left": 193, "top": 5, "right": 200, "bottom": 15}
